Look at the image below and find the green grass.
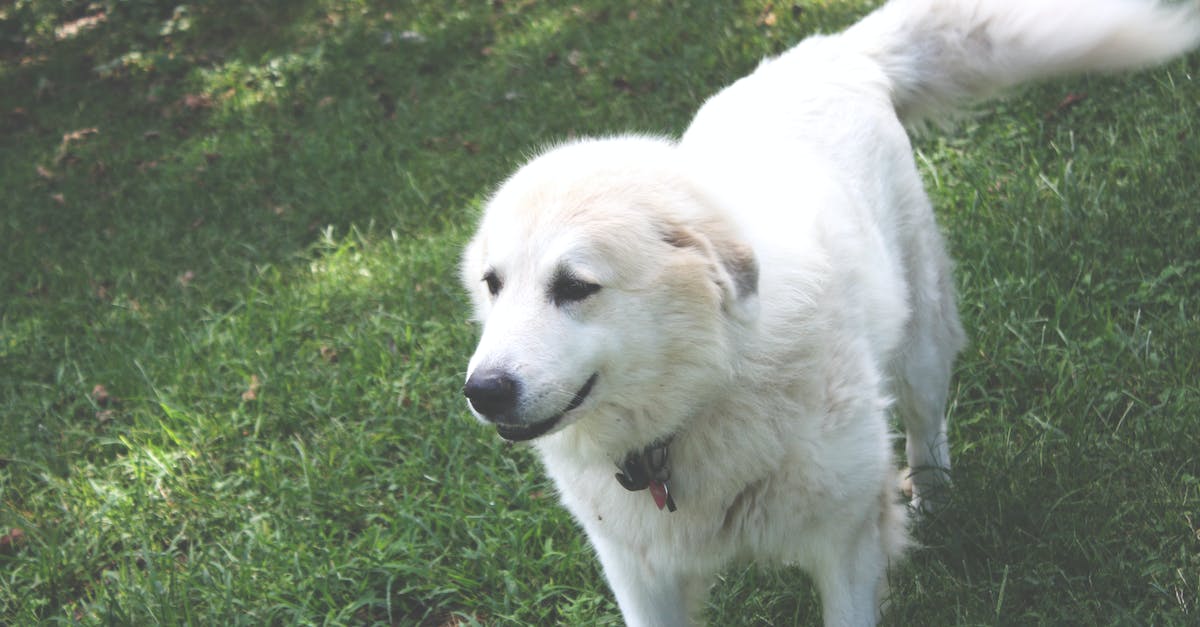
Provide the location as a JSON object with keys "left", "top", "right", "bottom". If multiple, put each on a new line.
{"left": 1, "top": 0, "right": 1197, "bottom": 624}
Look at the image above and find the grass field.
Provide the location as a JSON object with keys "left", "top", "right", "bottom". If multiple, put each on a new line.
{"left": 1, "top": 0, "right": 1198, "bottom": 624}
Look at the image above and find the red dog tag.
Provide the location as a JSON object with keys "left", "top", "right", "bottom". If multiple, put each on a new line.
{"left": 648, "top": 480, "right": 676, "bottom": 511}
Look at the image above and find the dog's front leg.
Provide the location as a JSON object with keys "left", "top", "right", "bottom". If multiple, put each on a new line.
{"left": 591, "top": 535, "right": 709, "bottom": 627}
{"left": 810, "top": 522, "right": 891, "bottom": 627}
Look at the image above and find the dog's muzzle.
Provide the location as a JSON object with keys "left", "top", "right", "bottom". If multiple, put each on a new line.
{"left": 463, "top": 370, "right": 597, "bottom": 442}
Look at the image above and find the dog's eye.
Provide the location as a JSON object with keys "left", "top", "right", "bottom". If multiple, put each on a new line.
{"left": 483, "top": 270, "right": 502, "bottom": 296}
{"left": 551, "top": 274, "right": 601, "bottom": 306}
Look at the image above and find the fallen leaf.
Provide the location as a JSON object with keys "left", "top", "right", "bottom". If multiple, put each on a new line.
{"left": 50, "top": 193, "right": 65, "bottom": 205}
{"left": 180, "top": 94, "right": 213, "bottom": 111}
{"left": 177, "top": 270, "right": 195, "bottom": 287}
{"left": 61, "top": 127, "right": 99, "bottom": 145}
{"left": 0, "top": 528, "right": 24, "bottom": 552}
{"left": 1046, "top": 92, "right": 1087, "bottom": 119}
{"left": 55, "top": 12, "right": 107, "bottom": 40}
{"left": 91, "top": 384, "right": 112, "bottom": 407}
{"left": 242, "top": 374, "right": 261, "bottom": 401}
{"left": 36, "top": 165, "right": 55, "bottom": 180}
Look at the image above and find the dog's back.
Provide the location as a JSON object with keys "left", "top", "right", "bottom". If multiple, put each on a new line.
{"left": 679, "top": 0, "right": 1200, "bottom": 515}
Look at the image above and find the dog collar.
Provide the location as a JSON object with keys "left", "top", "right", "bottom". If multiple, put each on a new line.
{"left": 614, "top": 437, "right": 677, "bottom": 512}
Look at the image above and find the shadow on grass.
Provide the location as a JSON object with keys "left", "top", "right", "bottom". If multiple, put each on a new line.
{"left": 0, "top": 0, "right": 837, "bottom": 466}
{"left": 0, "top": 1, "right": 865, "bottom": 623}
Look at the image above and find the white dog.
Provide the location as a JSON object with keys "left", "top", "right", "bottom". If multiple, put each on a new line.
{"left": 460, "top": 1, "right": 1200, "bottom": 625}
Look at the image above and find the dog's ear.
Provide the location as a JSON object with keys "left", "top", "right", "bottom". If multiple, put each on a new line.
{"left": 660, "top": 220, "right": 758, "bottom": 318}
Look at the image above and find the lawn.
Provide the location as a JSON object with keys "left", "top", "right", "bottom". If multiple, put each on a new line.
{"left": 1, "top": 0, "right": 1197, "bottom": 624}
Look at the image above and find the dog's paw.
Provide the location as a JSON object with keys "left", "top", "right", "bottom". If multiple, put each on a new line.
{"left": 898, "top": 468, "right": 914, "bottom": 499}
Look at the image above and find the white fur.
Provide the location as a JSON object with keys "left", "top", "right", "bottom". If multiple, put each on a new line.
{"left": 460, "top": 1, "right": 1200, "bottom": 625}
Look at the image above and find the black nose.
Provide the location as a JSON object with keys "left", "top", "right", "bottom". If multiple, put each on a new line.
{"left": 463, "top": 369, "right": 520, "bottom": 421}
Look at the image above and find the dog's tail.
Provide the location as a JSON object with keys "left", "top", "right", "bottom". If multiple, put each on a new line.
{"left": 843, "top": 0, "right": 1200, "bottom": 128}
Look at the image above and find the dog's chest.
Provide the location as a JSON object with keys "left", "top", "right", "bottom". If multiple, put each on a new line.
{"left": 546, "top": 452, "right": 786, "bottom": 563}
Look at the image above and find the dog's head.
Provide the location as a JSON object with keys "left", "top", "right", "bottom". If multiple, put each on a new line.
{"left": 460, "top": 136, "right": 757, "bottom": 448}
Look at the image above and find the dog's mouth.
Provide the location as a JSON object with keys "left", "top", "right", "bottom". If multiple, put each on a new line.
{"left": 495, "top": 373, "right": 598, "bottom": 442}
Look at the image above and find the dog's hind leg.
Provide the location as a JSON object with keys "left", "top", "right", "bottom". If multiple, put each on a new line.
{"left": 894, "top": 256, "right": 965, "bottom": 512}
{"left": 895, "top": 346, "right": 954, "bottom": 511}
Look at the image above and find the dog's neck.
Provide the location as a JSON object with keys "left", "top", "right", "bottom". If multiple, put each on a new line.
{"left": 613, "top": 436, "right": 677, "bottom": 512}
